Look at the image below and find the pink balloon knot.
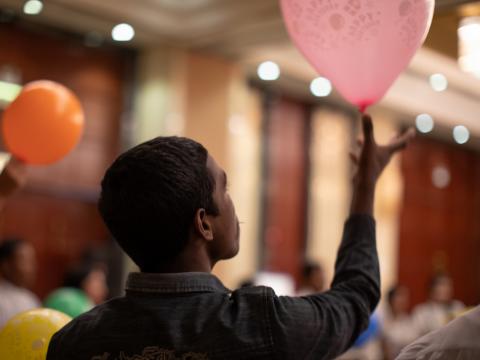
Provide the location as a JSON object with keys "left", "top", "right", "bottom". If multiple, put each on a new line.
{"left": 358, "top": 102, "right": 371, "bottom": 114}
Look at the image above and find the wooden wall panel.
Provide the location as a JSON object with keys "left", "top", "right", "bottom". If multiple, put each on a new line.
{"left": 399, "top": 136, "right": 480, "bottom": 306}
{"left": 0, "top": 191, "right": 108, "bottom": 298}
{"left": 0, "top": 22, "right": 132, "bottom": 191}
{"left": 262, "top": 96, "right": 309, "bottom": 284}
{"left": 0, "top": 22, "right": 133, "bottom": 298}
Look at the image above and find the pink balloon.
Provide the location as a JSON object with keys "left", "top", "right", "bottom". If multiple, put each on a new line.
{"left": 280, "top": 0, "right": 435, "bottom": 111}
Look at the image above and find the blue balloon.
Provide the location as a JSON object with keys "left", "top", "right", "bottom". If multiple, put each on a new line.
{"left": 353, "top": 313, "right": 381, "bottom": 348}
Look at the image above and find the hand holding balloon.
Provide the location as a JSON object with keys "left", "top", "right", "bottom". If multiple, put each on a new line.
{"left": 2, "top": 80, "right": 84, "bottom": 165}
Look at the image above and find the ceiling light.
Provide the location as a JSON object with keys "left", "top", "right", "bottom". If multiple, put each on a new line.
{"left": 23, "top": 0, "right": 43, "bottom": 15}
{"left": 0, "top": 153, "right": 11, "bottom": 172}
{"left": 257, "top": 61, "right": 280, "bottom": 81}
{"left": 415, "top": 114, "right": 434, "bottom": 133}
{"left": 453, "top": 125, "right": 470, "bottom": 144}
{"left": 112, "top": 23, "right": 135, "bottom": 42}
{"left": 0, "top": 81, "right": 22, "bottom": 103}
{"left": 458, "top": 17, "right": 480, "bottom": 78}
{"left": 310, "top": 77, "right": 332, "bottom": 97}
{"left": 429, "top": 73, "right": 448, "bottom": 92}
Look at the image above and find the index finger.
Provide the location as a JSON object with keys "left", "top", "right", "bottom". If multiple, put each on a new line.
{"left": 387, "top": 127, "right": 416, "bottom": 154}
{"left": 362, "top": 114, "right": 374, "bottom": 145}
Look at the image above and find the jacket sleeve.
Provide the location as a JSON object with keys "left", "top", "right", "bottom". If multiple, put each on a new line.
{"left": 266, "top": 214, "right": 380, "bottom": 360}
{"left": 46, "top": 330, "right": 64, "bottom": 360}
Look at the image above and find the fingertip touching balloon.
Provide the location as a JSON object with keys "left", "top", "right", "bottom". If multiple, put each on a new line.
{"left": 2, "top": 80, "right": 84, "bottom": 165}
{"left": 0, "top": 308, "right": 71, "bottom": 360}
{"left": 280, "top": 0, "right": 435, "bottom": 111}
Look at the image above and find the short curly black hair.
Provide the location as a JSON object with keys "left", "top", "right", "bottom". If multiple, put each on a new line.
{"left": 98, "top": 137, "right": 219, "bottom": 271}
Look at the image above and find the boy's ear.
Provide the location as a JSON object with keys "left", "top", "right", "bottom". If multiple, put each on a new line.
{"left": 193, "top": 208, "right": 214, "bottom": 241}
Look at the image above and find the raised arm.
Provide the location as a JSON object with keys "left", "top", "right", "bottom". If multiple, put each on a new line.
{"left": 267, "top": 115, "right": 415, "bottom": 359}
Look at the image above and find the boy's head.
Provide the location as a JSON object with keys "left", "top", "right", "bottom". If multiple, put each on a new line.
{"left": 98, "top": 136, "right": 239, "bottom": 272}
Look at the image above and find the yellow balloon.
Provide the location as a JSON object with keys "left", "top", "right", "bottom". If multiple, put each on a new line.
{"left": 0, "top": 308, "right": 71, "bottom": 359}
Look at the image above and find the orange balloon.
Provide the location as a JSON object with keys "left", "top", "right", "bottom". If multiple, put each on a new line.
{"left": 2, "top": 80, "right": 84, "bottom": 165}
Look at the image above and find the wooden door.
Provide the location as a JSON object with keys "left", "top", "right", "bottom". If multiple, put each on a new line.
{"left": 399, "top": 136, "right": 480, "bottom": 306}
{"left": 261, "top": 95, "right": 310, "bottom": 284}
{"left": 0, "top": 21, "right": 134, "bottom": 298}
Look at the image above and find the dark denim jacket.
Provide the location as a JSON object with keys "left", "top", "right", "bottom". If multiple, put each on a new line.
{"left": 47, "top": 214, "right": 379, "bottom": 360}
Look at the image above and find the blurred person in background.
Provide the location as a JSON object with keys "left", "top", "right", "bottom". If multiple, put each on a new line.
{"left": 297, "top": 260, "right": 326, "bottom": 296}
{"left": 63, "top": 256, "right": 109, "bottom": 305}
{"left": 381, "top": 285, "right": 418, "bottom": 360}
{"left": 0, "top": 158, "right": 39, "bottom": 328}
{"left": 43, "top": 252, "right": 108, "bottom": 318}
{"left": 0, "top": 238, "right": 40, "bottom": 328}
{"left": 412, "top": 273, "right": 464, "bottom": 337}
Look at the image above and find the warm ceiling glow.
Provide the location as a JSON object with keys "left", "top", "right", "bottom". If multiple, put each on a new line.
{"left": 415, "top": 114, "right": 434, "bottom": 133}
{"left": 458, "top": 17, "right": 480, "bottom": 78}
{"left": 23, "top": 0, "right": 43, "bottom": 15}
{"left": 112, "top": 23, "right": 135, "bottom": 42}
{"left": 0, "top": 81, "right": 22, "bottom": 102}
{"left": 453, "top": 125, "right": 470, "bottom": 144}
{"left": 257, "top": 61, "right": 280, "bottom": 81}
{"left": 429, "top": 73, "right": 448, "bottom": 92}
{"left": 310, "top": 77, "right": 332, "bottom": 97}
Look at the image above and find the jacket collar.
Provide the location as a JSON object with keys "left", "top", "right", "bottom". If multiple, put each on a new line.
{"left": 125, "top": 272, "right": 231, "bottom": 294}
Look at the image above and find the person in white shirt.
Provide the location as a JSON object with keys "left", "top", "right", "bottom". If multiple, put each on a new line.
{"left": 412, "top": 274, "right": 464, "bottom": 337}
{"left": 382, "top": 285, "right": 419, "bottom": 360}
{"left": 0, "top": 238, "right": 40, "bottom": 328}
{"left": 0, "top": 158, "right": 40, "bottom": 329}
{"left": 396, "top": 306, "right": 480, "bottom": 360}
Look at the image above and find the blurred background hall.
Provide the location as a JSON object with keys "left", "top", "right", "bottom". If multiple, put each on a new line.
{"left": 0, "top": 0, "right": 479, "bottom": 358}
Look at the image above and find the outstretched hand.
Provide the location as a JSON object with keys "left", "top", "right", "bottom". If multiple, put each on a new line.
{"left": 349, "top": 114, "right": 415, "bottom": 215}
{"left": 350, "top": 114, "right": 415, "bottom": 188}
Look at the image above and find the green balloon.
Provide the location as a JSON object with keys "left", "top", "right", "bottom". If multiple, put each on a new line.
{"left": 44, "top": 287, "right": 93, "bottom": 318}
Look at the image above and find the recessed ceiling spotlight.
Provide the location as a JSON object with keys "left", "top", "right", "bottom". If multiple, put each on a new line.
{"left": 112, "top": 23, "right": 135, "bottom": 42}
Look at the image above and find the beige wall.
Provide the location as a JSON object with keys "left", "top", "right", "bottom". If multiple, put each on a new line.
{"left": 307, "top": 109, "right": 403, "bottom": 294}
{"left": 369, "top": 108, "right": 404, "bottom": 294}
{"left": 133, "top": 47, "right": 187, "bottom": 144}
{"left": 307, "top": 109, "right": 351, "bottom": 285}
{"left": 183, "top": 53, "right": 232, "bottom": 168}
